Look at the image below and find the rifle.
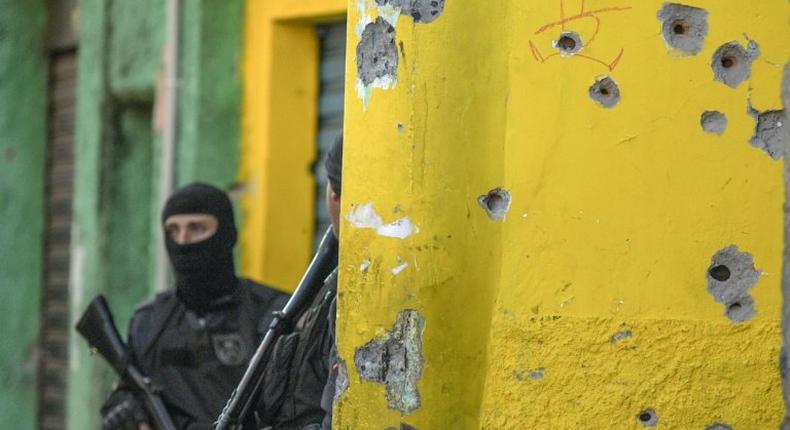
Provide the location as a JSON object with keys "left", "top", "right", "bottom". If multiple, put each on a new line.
{"left": 214, "top": 226, "right": 339, "bottom": 430}
{"left": 76, "top": 295, "right": 178, "bottom": 430}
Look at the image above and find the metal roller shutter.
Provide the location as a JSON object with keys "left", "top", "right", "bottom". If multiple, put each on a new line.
{"left": 313, "top": 22, "right": 347, "bottom": 248}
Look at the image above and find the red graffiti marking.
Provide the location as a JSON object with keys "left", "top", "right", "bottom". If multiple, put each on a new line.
{"left": 529, "top": 0, "right": 631, "bottom": 72}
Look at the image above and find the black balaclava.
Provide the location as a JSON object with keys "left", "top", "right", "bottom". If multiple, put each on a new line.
{"left": 325, "top": 133, "right": 343, "bottom": 196}
{"left": 161, "top": 182, "right": 238, "bottom": 313}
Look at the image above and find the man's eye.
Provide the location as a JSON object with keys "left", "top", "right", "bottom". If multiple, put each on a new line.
{"left": 191, "top": 223, "right": 206, "bottom": 234}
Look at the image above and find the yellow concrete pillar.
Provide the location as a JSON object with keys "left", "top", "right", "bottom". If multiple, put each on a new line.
{"left": 336, "top": 0, "right": 789, "bottom": 428}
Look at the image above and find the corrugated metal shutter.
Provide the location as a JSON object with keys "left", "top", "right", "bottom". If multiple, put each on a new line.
{"left": 38, "top": 48, "right": 76, "bottom": 430}
{"left": 313, "top": 22, "right": 347, "bottom": 248}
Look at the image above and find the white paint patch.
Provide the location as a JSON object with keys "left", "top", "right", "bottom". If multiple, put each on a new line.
{"left": 355, "top": 0, "right": 374, "bottom": 37}
{"left": 346, "top": 202, "right": 417, "bottom": 239}
{"left": 356, "top": 75, "right": 397, "bottom": 110}
{"left": 347, "top": 203, "right": 384, "bottom": 229}
{"left": 391, "top": 261, "right": 409, "bottom": 275}
{"left": 376, "top": 4, "right": 402, "bottom": 25}
{"left": 377, "top": 217, "right": 416, "bottom": 239}
{"left": 360, "top": 259, "right": 372, "bottom": 272}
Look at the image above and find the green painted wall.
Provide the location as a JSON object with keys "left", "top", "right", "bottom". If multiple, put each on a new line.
{"left": 0, "top": 1, "right": 48, "bottom": 427}
{"left": 178, "top": 0, "right": 244, "bottom": 187}
{"left": 68, "top": 0, "right": 245, "bottom": 428}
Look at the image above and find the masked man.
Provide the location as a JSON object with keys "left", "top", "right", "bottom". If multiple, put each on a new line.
{"left": 100, "top": 183, "right": 289, "bottom": 430}
{"left": 257, "top": 134, "right": 344, "bottom": 429}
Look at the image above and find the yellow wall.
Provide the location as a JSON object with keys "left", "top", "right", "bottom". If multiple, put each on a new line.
{"left": 240, "top": 0, "right": 346, "bottom": 290}
{"left": 335, "top": 0, "right": 789, "bottom": 429}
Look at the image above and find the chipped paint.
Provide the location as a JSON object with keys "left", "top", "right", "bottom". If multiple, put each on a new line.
{"left": 346, "top": 202, "right": 417, "bottom": 239}
{"left": 391, "top": 260, "right": 409, "bottom": 275}
{"left": 354, "top": 310, "right": 425, "bottom": 414}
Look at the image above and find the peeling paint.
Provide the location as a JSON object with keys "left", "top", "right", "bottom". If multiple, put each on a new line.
{"left": 360, "top": 259, "right": 372, "bottom": 272}
{"left": 700, "top": 110, "right": 727, "bottom": 135}
{"left": 346, "top": 203, "right": 418, "bottom": 239}
{"left": 391, "top": 260, "right": 409, "bottom": 275}
{"left": 354, "top": 310, "right": 425, "bottom": 414}
{"left": 375, "top": 0, "right": 446, "bottom": 23}
{"left": 748, "top": 102, "right": 786, "bottom": 160}
{"left": 356, "top": 17, "right": 398, "bottom": 108}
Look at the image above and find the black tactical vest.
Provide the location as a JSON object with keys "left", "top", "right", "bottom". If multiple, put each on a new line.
{"left": 128, "top": 278, "right": 289, "bottom": 430}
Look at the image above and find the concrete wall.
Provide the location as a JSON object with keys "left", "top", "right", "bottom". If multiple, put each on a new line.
{"left": 0, "top": 1, "right": 48, "bottom": 427}
{"left": 67, "top": 0, "right": 245, "bottom": 428}
{"left": 335, "top": 0, "right": 789, "bottom": 428}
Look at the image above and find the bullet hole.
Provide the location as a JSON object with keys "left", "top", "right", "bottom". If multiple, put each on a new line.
{"left": 637, "top": 408, "right": 658, "bottom": 427}
{"left": 528, "top": 368, "right": 545, "bottom": 380}
{"left": 610, "top": 329, "right": 633, "bottom": 344}
{"left": 726, "top": 296, "right": 756, "bottom": 323}
{"left": 375, "top": 0, "right": 445, "bottom": 23}
{"left": 356, "top": 18, "right": 399, "bottom": 87}
{"left": 397, "top": 122, "right": 405, "bottom": 133}
{"left": 708, "top": 264, "right": 731, "bottom": 282}
{"left": 657, "top": 3, "right": 708, "bottom": 55}
{"left": 705, "top": 424, "right": 733, "bottom": 430}
{"left": 354, "top": 310, "right": 425, "bottom": 413}
{"left": 589, "top": 76, "right": 621, "bottom": 108}
{"left": 707, "top": 245, "right": 760, "bottom": 323}
{"left": 553, "top": 31, "right": 583, "bottom": 56}
{"left": 711, "top": 40, "right": 759, "bottom": 88}
{"left": 748, "top": 106, "right": 786, "bottom": 160}
{"left": 700, "top": 111, "right": 728, "bottom": 135}
{"left": 477, "top": 188, "right": 511, "bottom": 221}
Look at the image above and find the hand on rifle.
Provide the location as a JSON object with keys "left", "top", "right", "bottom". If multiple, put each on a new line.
{"left": 101, "top": 389, "right": 151, "bottom": 430}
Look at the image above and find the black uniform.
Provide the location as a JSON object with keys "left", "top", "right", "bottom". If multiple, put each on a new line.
{"left": 256, "top": 133, "right": 345, "bottom": 430}
{"left": 100, "top": 182, "right": 290, "bottom": 430}
{"left": 258, "top": 271, "right": 338, "bottom": 430}
{"left": 105, "top": 279, "right": 288, "bottom": 429}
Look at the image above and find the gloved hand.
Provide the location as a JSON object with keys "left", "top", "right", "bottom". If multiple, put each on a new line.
{"left": 100, "top": 389, "right": 150, "bottom": 430}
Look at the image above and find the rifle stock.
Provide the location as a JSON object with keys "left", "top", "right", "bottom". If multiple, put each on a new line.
{"left": 214, "top": 226, "right": 339, "bottom": 430}
{"left": 76, "top": 295, "right": 178, "bottom": 430}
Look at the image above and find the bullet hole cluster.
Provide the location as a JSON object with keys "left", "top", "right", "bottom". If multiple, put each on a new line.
{"left": 477, "top": 188, "right": 512, "bottom": 221}
{"left": 636, "top": 408, "right": 658, "bottom": 427}
{"left": 589, "top": 76, "right": 621, "bottom": 108}
{"left": 554, "top": 31, "right": 583, "bottom": 56}
{"left": 657, "top": 3, "right": 709, "bottom": 55}
{"left": 707, "top": 245, "right": 760, "bottom": 323}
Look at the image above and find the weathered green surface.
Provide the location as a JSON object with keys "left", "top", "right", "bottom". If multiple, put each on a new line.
{"left": 67, "top": 0, "right": 112, "bottom": 427}
{"left": 0, "top": 1, "right": 47, "bottom": 427}
{"left": 178, "top": 0, "right": 244, "bottom": 187}
{"left": 68, "top": 0, "right": 245, "bottom": 428}
{"left": 104, "top": 107, "right": 156, "bottom": 326}
{"left": 108, "top": 0, "right": 165, "bottom": 103}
